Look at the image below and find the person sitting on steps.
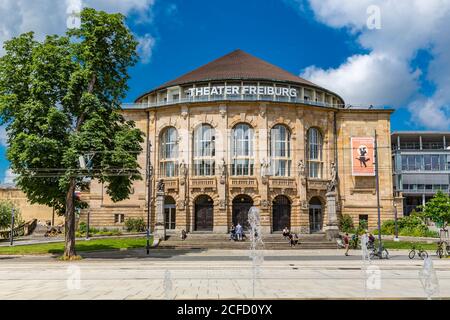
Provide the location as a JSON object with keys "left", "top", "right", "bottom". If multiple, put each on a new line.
{"left": 282, "top": 226, "right": 290, "bottom": 240}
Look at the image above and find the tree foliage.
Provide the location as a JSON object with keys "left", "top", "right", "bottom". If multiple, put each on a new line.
{"left": 0, "top": 8, "right": 144, "bottom": 257}
{"left": 419, "top": 190, "right": 450, "bottom": 226}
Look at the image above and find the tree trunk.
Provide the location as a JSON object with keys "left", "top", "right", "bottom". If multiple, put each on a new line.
{"left": 64, "top": 178, "right": 77, "bottom": 258}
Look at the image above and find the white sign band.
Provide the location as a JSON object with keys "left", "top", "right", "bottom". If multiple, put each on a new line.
{"left": 186, "top": 85, "right": 297, "bottom": 98}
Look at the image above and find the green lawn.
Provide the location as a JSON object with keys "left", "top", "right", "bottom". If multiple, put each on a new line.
{"left": 0, "top": 237, "right": 151, "bottom": 255}
{"left": 381, "top": 240, "right": 438, "bottom": 250}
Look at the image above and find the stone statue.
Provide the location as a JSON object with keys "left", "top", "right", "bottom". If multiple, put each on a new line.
{"left": 218, "top": 157, "right": 226, "bottom": 177}
{"left": 297, "top": 160, "right": 305, "bottom": 176}
{"left": 179, "top": 159, "right": 187, "bottom": 177}
{"left": 157, "top": 179, "right": 165, "bottom": 192}
{"left": 260, "top": 157, "right": 269, "bottom": 177}
{"left": 327, "top": 162, "right": 337, "bottom": 192}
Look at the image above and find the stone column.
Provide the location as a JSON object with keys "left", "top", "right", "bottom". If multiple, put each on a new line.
{"left": 154, "top": 180, "right": 166, "bottom": 240}
{"left": 215, "top": 104, "right": 228, "bottom": 233}
{"left": 258, "top": 103, "right": 271, "bottom": 234}
{"left": 324, "top": 191, "right": 339, "bottom": 240}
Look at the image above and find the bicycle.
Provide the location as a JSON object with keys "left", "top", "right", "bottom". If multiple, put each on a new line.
{"left": 409, "top": 244, "right": 428, "bottom": 260}
{"left": 369, "top": 243, "right": 389, "bottom": 259}
{"left": 436, "top": 240, "right": 449, "bottom": 259}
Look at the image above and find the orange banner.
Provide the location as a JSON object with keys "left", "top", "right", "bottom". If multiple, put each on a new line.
{"left": 351, "top": 137, "right": 375, "bottom": 176}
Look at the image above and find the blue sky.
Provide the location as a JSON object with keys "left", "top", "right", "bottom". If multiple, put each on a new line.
{"left": 1, "top": 0, "right": 449, "bottom": 183}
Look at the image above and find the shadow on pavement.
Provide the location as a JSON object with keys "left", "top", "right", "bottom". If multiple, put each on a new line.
{"left": 79, "top": 247, "right": 209, "bottom": 260}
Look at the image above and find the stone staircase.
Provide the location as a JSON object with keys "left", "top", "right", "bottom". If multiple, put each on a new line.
{"left": 157, "top": 232, "right": 337, "bottom": 250}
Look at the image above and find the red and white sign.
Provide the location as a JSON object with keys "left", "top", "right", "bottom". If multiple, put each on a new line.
{"left": 351, "top": 137, "right": 375, "bottom": 176}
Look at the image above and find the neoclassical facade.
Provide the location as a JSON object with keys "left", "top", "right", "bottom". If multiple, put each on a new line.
{"left": 81, "top": 50, "right": 403, "bottom": 234}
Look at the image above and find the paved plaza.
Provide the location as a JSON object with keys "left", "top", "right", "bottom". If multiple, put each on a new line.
{"left": 0, "top": 249, "right": 449, "bottom": 299}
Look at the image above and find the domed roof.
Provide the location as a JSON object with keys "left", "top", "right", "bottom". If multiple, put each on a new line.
{"left": 136, "top": 49, "right": 337, "bottom": 102}
{"left": 158, "top": 49, "right": 319, "bottom": 88}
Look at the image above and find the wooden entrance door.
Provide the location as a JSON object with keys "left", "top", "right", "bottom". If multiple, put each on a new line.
{"left": 272, "top": 195, "right": 291, "bottom": 231}
{"left": 195, "top": 196, "right": 214, "bottom": 231}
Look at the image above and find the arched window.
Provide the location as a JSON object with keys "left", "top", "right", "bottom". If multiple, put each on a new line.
{"left": 159, "top": 127, "right": 178, "bottom": 177}
{"left": 231, "top": 123, "right": 254, "bottom": 176}
{"left": 270, "top": 124, "right": 291, "bottom": 176}
{"left": 308, "top": 128, "right": 323, "bottom": 178}
{"left": 193, "top": 124, "right": 215, "bottom": 176}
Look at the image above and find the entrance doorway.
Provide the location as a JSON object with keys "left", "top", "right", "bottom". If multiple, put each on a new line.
{"left": 309, "top": 197, "right": 323, "bottom": 233}
{"left": 194, "top": 195, "right": 214, "bottom": 231}
{"left": 164, "top": 196, "right": 176, "bottom": 230}
{"left": 272, "top": 195, "right": 291, "bottom": 232}
{"left": 232, "top": 195, "right": 253, "bottom": 230}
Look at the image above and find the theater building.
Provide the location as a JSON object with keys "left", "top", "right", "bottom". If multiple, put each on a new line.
{"left": 81, "top": 49, "right": 402, "bottom": 235}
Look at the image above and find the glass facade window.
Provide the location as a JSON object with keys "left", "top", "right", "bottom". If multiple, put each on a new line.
{"left": 193, "top": 124, "right": 215, "bottom": 176}
{"left": 270, "top": 124, "right": 291, "bottom": 176}
{"left": 401, "top": 154, "right": 449, "bottom": 171}
{"left": 231, "top": 123, "right": 254, "bottom": 176}
{"left": 308, "top": 128, "right": 323, "bottom": 178}
{"left": 159, "top": 127, "right": 178, "bottom": 177}
{"left": 401, "top": 184, "right": 449, "bottom": 192}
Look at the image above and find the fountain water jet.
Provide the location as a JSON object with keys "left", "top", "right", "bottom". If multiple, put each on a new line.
{"left": 419, "top": 257, "right": 440, "bottom": 300}
{"left": 248, "top": 206, "right": 264, "bottom": 298}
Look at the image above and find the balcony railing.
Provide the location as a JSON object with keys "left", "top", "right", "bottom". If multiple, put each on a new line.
{"left": 190, "top": 177, "right": 217, "bottom": 191}
{"left": 121, "top": 96, "right": 373, "bottom": 110}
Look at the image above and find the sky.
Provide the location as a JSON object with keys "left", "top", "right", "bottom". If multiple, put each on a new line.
{"left": 0, "top": 0, "right": 450, "bottom": 183}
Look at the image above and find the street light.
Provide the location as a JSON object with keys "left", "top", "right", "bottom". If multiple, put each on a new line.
{"left": 79, "top": 153, "right": 94, "bottom": 241}
{"left": 10, "top": 208, "right": 15, "bottom": 246}
{"left": 393, "top": 202, "right": 399, "bottom": 242}
{"left": 146, "top": 140, "right": 153, "bottom": 255}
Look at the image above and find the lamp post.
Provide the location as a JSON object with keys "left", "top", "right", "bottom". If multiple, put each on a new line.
{"left": 9, "top": 208, "right": 15, "bottom": 246}
{"left": 393, "top": 202, "right": 399, "bottom": 241}
{"left": 86, "top": 209, "right": 90, "bottom": 240}
{"left": 146, "top": 140, "right": 153, "bottom": 255}
{"left": 79, "top": 153, "right": 93, "bottom": 241}
{"left": 374, "top": 130, "right": 384, "bottom": 257}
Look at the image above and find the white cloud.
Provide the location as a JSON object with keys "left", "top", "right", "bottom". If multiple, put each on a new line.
{"left": 3, "top": 168, "right": 17, "bottom": 184}
{"left": 0, "top": 0, "right": 156, "bottom": 56}
{"left": 136, "top": 33, "right": 156, "bottom": 64}
{"left": 291, "top": 0, "right": 450, "bottom": 130}
{"left": 302, "top": 53, "right": 420, "bottom": 107}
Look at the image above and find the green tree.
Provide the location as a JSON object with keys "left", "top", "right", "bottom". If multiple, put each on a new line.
{"left": 0, "top": 8, "right": 143, "bottom": 258}
{"left": 0, "top": 201, "right": 22, "bottom": 230}
{"left": 419, "top": 190, "right": 450, "bottom": 227}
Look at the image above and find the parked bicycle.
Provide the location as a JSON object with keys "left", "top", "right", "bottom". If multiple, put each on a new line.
{"left": 369, "top": 243, "right": 389, "bottom": 259}
{"left": 409, "top": 244, "right": 428, "bottom": 260}
{"left": 436, "top": 240, "right": 450, "bottom": 259}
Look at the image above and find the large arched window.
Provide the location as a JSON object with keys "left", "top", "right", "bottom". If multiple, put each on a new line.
{"left": 307, "top": 128, "right": 323, "bottom": 178}
{"left": 160, "top": 127, "right": 178, "bottom": 177}
{"left": 270, "top": 124, "right": 291, "bottom": 176}
{"left": 193, "top": 124, "right": 215, "bottom": 176}
{"left": 231, "top": 123, "right": 254, "bottom": 176}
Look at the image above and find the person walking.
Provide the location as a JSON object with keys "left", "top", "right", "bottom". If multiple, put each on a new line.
{"left": 344, "top": 233, "right": 350, "bottom": 256}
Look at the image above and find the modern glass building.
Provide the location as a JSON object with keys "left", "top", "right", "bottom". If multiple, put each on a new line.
{"left": 392, "top": 131, "right": 450, "bottom": 215}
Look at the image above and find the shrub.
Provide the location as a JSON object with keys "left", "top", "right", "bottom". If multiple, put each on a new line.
{"left": 125, "top": 217, "right": 146, "bottom": 232}
{"left": 78, "top": 221, "right": 105, "bottom": 235}
{"left": 78, "top": 222, "right": 87, "bottom": 234}
{"left": 376, "top": 212, "right": 437, "bottom": 237}
{"left": 0, "top": 200, "right": 23, "bottom": 229}
{"left": 339, "top": 214, "right": 354, "bottom": 233}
